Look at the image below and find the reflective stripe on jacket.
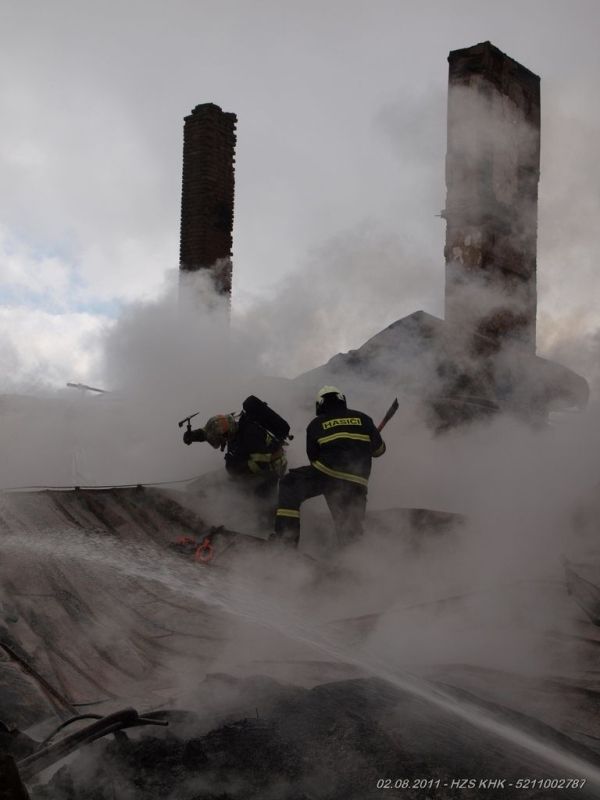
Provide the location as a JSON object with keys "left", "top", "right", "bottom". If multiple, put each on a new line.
{"left": 225, "top": 418, "right": 287, "bottom": 477}
{"left": 306, "top": 408, "right": 385, "bottom": 485}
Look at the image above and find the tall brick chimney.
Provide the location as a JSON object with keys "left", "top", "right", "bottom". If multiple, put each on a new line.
{"left": 444, "top": 41, "right": 540, "bottom": 353}
{"left": 179, "top": 103, "right": 237, "bottom": 298}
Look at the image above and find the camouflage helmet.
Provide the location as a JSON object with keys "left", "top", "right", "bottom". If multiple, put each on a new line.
{"left": 203, "top": 414, "right": 238, "bottom": 449}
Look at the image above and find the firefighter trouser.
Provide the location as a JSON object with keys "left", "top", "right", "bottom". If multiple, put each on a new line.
{"left": 228, "top": 471, "right": 279, "bottom": 527}
{"left": 274, "top": 465, "right": 367, "bottom": 547}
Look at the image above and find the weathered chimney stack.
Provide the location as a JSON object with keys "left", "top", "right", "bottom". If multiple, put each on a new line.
{"left": 179, "top": 103, "right": 237, "bottom": 298}
{"left": 444, "top": 41, "right": 540, "bottom": 353}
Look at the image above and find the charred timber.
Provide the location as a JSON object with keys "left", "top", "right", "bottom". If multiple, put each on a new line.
{"left": 0, "top": 754, "right": 30, "bottom": 800}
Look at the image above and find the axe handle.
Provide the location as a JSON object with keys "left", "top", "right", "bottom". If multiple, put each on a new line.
{"left": 377, "top": 398, "right": 399, "bottom": 432}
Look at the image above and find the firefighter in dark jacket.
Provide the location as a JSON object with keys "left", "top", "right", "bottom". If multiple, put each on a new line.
{"left": 183, "top": 410, "right": 287, "bottom": 499}
{"left": 273, "top": 386, "right": 385, "bottom": 548}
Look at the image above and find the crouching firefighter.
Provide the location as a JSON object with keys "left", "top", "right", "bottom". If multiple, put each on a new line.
{"left": 273, "top": 386, "right": 386, "bottom": 548}
{"left": 181, "top": 396, "right": 290, "bottom": 503}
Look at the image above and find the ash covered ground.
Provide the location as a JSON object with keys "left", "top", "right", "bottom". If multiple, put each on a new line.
{"left": 30, "top": 676, "right": 600, "bottom": 800}
{"left": 0, "top": 469, "right": 599, "bottom": 799}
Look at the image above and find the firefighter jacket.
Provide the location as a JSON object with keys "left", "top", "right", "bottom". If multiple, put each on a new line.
{"left": 225, "top": 416, "right": 287, "bottom": 478}
{"left": 306, "top": 407, "right": 386, "bottom": 486}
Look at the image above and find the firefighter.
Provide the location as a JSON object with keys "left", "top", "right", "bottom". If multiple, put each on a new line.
{"left": 273, "top": 386, "right": 385, "bottom": 548}
{"left": 183, "top": 402, "right": 288, "bottom": 501}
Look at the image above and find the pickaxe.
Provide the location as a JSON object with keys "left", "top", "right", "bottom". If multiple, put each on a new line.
{"left": 178, "top": 412, "right": 200, "bottom": 434}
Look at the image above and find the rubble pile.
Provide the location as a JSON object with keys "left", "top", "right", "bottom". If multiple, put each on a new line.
{"left": 29, "top": 677, "right": 598, "bottom": 800}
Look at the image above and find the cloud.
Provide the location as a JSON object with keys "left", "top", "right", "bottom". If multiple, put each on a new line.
{"left": 0, "top": 60, "right": 178, "bottom": 308}
{"left": 0, "top": 225, "right": 73, "bottom": 308}
{"left": 0, "top": 306, "right": 110, "bottom": 391}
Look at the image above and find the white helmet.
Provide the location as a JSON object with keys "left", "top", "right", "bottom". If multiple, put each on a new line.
{"left": 316, "top": 385, "right": 346, "bottom": 411}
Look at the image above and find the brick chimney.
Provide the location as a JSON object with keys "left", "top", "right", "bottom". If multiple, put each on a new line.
{"left": 444, "top": 41, "right": 540, "bottom": 353}
{"left": 179, "top": 103, "right": 237, "bottom": 299}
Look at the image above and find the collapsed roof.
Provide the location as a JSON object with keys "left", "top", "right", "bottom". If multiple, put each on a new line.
{"left": 298, "top": 310, "right": 589, "bottom": 428}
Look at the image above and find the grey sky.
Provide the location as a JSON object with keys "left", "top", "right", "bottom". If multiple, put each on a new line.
{"left": 0, "top": 0, "right": 599, "bottom": 385}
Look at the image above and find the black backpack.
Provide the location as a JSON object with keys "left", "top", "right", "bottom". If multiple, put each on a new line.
{"left": 241, "top": 396, "right": 292, "bottom": 442}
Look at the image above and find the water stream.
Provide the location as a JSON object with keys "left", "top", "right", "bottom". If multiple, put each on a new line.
{"left": 2, "top": 527, "right": 600, "bottom": 790}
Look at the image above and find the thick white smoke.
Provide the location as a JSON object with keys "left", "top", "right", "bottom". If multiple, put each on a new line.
{"left": 2, "top": 36, "right": 600, "bottom": 793}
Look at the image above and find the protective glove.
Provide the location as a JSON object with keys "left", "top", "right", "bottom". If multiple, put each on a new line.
{"left": 183, "top": 429, "right": 193, "bottom": 445}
